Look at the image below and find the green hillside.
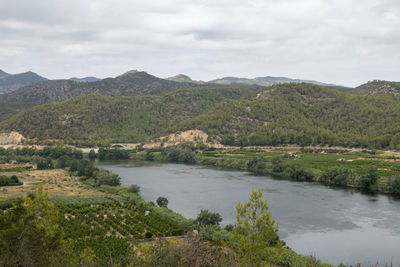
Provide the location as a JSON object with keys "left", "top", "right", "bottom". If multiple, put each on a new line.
{"left": 0, "top": 86, "right": 254, "bottom": 146}
{"left": 2, "top": 82, "right": 400, "bottom": 149}
{"left": 174, "top": 83, "right": 400, "bottom": 149}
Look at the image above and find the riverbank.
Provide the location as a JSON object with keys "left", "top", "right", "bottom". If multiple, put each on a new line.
{"left": 129, "top": 146, "right": 400, "bottom": 197}
{"left": 0, "top": 146, "right": 334, "bottom": 266}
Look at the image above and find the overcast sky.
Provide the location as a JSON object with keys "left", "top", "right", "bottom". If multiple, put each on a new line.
{"left": 0, "top": 0, "right": 399, "bottom": 86}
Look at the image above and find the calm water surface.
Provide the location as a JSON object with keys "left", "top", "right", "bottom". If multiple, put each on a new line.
{"left": 97, "top": 161, "right": 400, "bottom": 266}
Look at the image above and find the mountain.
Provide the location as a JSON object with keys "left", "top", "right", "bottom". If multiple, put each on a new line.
{"left": 174, "top": 83, "right": 400, "bottom": 148}
{"left": 70, "top": 77, "right": 101, "bottom": 82}
{"left": 0, "top": 86, "right": 254, "bottom": 145}
{"left": 209, "top": 76, "right": 342, "bottom": 88}
{"left": 0, "top": 70, "right": 10, "bottom": 79}
{"left": 2, "top": 82, "right": 400, "bottom": 149}
{"left": 1, "top": 71, "right": 198, "bottom": 104}
{"left": 0, "top": 71, "right": 47, "bottom": 94}
{"left": 167, "top": 74, "right": 204, "bottom": 84}
{"left": 354, "top": 80, "right": 400, "bottom": 95}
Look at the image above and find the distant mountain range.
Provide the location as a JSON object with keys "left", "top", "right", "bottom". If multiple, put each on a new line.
{"left": 208, "top": 76, "right": 343, "bottom": 88}
{"left": 70, "top": 77, "right": 101, "bottom": 82}
{"left": 0, "top": 70, "right": 47, "bottom": 94}
{"left": 1, "top": 70, "right": 197, "bottom": 104}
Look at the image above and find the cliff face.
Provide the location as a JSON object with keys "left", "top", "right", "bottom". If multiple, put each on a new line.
{"left": 0, "top": 131, "right": 25, "bottom": 145}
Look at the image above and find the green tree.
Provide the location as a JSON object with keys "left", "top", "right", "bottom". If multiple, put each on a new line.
{"left": 127, "top": 184, "right": 140, "bottom": 194}
{"left": 156, "top": 196, "right": 169, "bottom": 207}
{"left": 0, "top": 187, "right": 63, "bottom": 267}
{"left": 231, "top": 189, "right": 283, "bottom": 266}
{"left": 195, "top": 210, "right": 222, "bottom": 226}
{"left": 360, "top": 167, "right": 379, "bottom": 191}
{"left": 88, "top": 149, "right": 96, "bottom": 160}
{"left": 95, "top": 169, "right": 121, "bottom": 186}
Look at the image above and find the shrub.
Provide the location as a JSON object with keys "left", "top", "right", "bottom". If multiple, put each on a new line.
{"left": 95, "top": 169, "right": 121, "bottom": 186}
{"left": 127, "top": 184, "right": 140, "bottom": 194}
{"left": 195, "top": 210, "right": 222, "bottom": 226}
{"left": 156, "top": 197, "right": 168, "bottom": 208}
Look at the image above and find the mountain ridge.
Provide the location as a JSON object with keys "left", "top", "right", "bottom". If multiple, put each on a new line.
{"left": 209, "top": 75, "right": 345, "bottom": 88}
{"left": 2, "top": 82, "right": 400, "bottom": 149}
{"left": 0, "top": 71, "right": 198, "bottom": 104}
{"left": 0, "top": 70, "right": 47, "bottom": 94}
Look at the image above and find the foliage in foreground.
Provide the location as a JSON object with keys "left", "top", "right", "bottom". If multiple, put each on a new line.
{"left": 0, "top": 188, "right": 63, "bottom": 267}
{"left": 0, "top": 186, "right": 334, "bottom": 267}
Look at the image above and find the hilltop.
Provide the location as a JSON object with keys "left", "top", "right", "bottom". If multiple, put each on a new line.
{"left": 0, "top": 71, "right": 197, "bottom": 104}
{"left": 0, "top": 70, "right": 47, "bottom": 94}
{"left": 209, "top": 75, "right": 343, "bottom": 88}
{"left": 354, "top": 80, "right": 400, "bottom": 95}
{"left": 69, "top": 76, "right": 101, "bottom": 82}
{"left": 167, "top": 74, "right": 204, "bottom": 84}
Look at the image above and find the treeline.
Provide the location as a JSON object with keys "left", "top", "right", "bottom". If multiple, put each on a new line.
{"left": 199, "top": 153, "right": 400, "bottom": 196}
{"left": 0, "top": 175, "right": 22, "bottom": 186}
{"left": 134, "top": 146, "right": 197, "bottom": 164}
{"left": 0, "top": 146, "right": 121, "bottom": 187}
{"left": 0, "top": 146, "right": 83, "bottom": 164}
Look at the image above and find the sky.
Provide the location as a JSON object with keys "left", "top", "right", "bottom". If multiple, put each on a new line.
{"left": 0, "top": 0, "right": 399, "bottom": 87}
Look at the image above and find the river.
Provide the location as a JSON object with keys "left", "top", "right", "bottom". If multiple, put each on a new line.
{"left": 97, "top": 161, "right": 400, "bottom": 266}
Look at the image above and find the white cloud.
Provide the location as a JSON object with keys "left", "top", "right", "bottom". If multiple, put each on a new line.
{"left": 0, "top": 0, "right": 399, "bottom": 86}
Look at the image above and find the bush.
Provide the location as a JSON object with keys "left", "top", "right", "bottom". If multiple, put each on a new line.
{"left": 195, "top": 210, "right": 222, "bottom": 226}
{"left": 200, "top": 225, "right": 231, "bottom": 243}
{"left": 156, "top": 197, "right": 168, "bottom": 207}
{"left": 0, "top": 175, "right": 22, "bottom": 186}
{"left": 319, "top": 168, "right": 358, "bottom": 187}
{"left": 88, "top": 149, "right": 97, "bottom": 160}
{"left": 127, "top": 184, "right": 140, "bottom": 194}
{"left": 95, "top": 169, "right": 121, "bottom": 186}
{"left": 360, "top": 167, "right": 379, "bottom": 191}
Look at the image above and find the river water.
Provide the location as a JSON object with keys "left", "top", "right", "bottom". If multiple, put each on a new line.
{"left": 97, "top": 161, "right": 400, "bottom": 266}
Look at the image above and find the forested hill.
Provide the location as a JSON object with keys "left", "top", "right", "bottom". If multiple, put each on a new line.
{"left": 0, "top": 71, "right": 197, "bottom": 104}
{"left": 174, "top": 83, "right": 400, "bottom": 149}
{"left": 354, "top": 80, "right": 400, "bottom": 95}
{"left": 2, "top": 82, "right": 400, "bottom": 149}
{"left": 0, "top": 86, "right": 254, "bottom": 146}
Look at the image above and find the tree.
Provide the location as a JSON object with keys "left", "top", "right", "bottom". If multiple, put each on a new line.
{"left": 231, "top": 189, "right": 283, "bottom": 266}
{"left": 10, "top": 175, "right": 19, "bottom": 184}
{"left": 195, "top": 210, "right": 222, "bottom": 226}
{"left": 95, "top": 169, "right": 121, "bottom": 186}
{"left": 0, "top": 187, "right": 63, "bottom": 266}
{"left": 88, "top": 149, "right": 96, "bottom": 160}
{"left": 156, "top": 196, "right": 168, "bottom": 207}
{"left": 127, "top": 184, "right": 140, "bottom": 194}
{"left": 360, "top": 167, "right": 379, "bottom": 191}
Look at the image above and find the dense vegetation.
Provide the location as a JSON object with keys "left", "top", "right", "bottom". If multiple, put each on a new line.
{"left": 0, "top": 175, "right": 22, "bottom": 186}
{"left": 3, "top": 82, "right": 400, "bottom": 149}
{"left": 0, "top": 86, "right": 254, "bottom": 146}
{"left": 0, "top": 186, "right": 332, "bottom": 267}
{"left": 355, "top": 80, "right": 400, "bottom": 95}
{"left": 175, "top": 83, "right": 400, "bottom": 149}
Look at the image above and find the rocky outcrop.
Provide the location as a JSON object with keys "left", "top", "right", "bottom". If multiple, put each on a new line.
{"left": 0, "top": 131, "right": 25, "bottom": 145}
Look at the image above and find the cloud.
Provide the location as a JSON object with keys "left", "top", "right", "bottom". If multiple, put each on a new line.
{"left": 0, "top": 0, "right": 399, "bottom": 86}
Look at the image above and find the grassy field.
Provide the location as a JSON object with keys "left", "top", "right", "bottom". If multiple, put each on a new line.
{"left": 0, "top": 167, "right": 109, "bottom": 201}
